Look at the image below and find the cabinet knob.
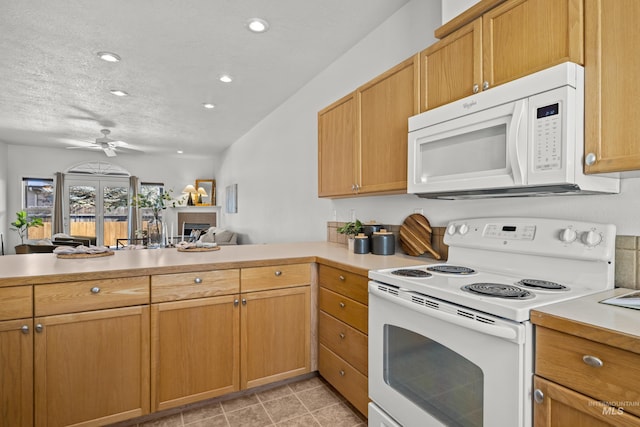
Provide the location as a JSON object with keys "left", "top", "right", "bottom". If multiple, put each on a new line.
{"left": 339, "top": 370, "right": 345, "bottom": 377}
{"left": 234, "top": 299, "right": 239, "bottom": 307}
{"left": 274, "top": 270, "right": 282, "bottom": 277}
{"left": 585, "top": 152, "right": 597, "bottom": 166}
{"left": 339, "top": 302, "right": 345, "bottom": 308}
{"left": 35, "top": 323, "right": 43, "bottom": 333}
{"left": 582, "top": 355, "right": 604, "bottom": 368}
{"left": 533, "top": 389, "right": 544, "bottom": 404}
{"left": 194, "top": 277, "right": 203, "bottom": 284}
{"left": 21, "top": 325, "right": 29, "bottom": 334}
{"left": 90, "top": 287, "right": 100, "bottom": 294}
{"left": 482, "top": 81, "right": 489, "bottom": 91}
{"left": 473, "top": 84, "right": 479, "bottom": 94}
{"left": 339, "top": 332, "right": 345, "bottom": 339}
{"left": 339, "top": 275, "right": 345, "bottom": 281}
{"left": 242, "top": 298, "right": 247, "bottom": 306}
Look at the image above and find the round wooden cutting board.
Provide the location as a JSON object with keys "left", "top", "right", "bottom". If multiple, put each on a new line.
{"left": 399, "top": 213, "right": 441, "bottom": 259}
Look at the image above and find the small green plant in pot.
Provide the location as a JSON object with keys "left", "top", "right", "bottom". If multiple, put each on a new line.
{"left": 11, "top": 210, "right": 43, "bottom": 246}
{"left": 337, "top": 219, "right": 363, "bottom": 250}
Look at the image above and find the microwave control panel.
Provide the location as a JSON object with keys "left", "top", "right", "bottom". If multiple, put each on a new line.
{"left": 534, "top": 102, "right": 562, "bottom": 171}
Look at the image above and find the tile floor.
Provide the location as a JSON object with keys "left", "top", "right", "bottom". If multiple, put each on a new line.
{"left": 109, "top": 376, "right": 366, "bottom": 427}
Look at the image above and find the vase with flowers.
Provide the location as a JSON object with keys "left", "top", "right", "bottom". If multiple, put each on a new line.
{"left": 131, "top": 189, "right": 174, "bottom": 248}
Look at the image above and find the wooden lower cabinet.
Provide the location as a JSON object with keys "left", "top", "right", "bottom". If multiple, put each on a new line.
{"left": 151, "top": 294, "right": 240, "bottom": 412}
{"left": 0, "top": 318, "right": 33, "bottom": 427}
{"left": 319, "top": 344, "right": 368, "bottom": 416}
{"left": 241, "top": 285, "right": 311, "bottom": 389}
{"left": 34, "top": 306, "right": 150, "bottom": 427}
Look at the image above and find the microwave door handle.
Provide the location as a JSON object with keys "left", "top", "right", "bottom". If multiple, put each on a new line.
{"left": 509, "top": 99, "right": 527, "bottom": 186}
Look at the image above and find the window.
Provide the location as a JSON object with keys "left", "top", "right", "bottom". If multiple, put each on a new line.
{"left": 138, "top": 182, "right": 168, "bottom": 223}
{"left": 22, "top": 178, "right": 54, "bottom": 240}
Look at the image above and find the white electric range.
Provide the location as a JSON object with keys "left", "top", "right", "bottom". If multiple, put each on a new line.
{"left": 367, "top": 217, "right": 616, "bottom": 427}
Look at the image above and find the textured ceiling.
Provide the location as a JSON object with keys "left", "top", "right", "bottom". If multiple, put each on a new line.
{"left": 0, "top": 0, "right": 409, "bottom": 156}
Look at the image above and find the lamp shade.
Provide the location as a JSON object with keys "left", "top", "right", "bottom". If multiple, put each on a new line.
{"left": 197, "top": 187, "right": 208, "bottom": 197}
{"left": 182, "top": 184, "right": 196, "bottom": 194}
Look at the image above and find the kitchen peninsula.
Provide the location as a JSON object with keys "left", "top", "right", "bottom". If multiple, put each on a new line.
{"left": 0, "top": 242, "right": 420, "bottom": 426}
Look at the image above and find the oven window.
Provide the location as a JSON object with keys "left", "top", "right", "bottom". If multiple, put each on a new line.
{"left": 384, "top": 325, "right": 483, "bottom": 427}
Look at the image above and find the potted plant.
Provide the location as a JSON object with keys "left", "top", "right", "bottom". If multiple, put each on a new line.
{"left": 11, "top": 210, "right": 44, "bottom": 253}
{"left": 337, "top": 219, "right": 363, "bottom": 250}
{"left": 131, "top": 189, "right": 176, "bottom": 248}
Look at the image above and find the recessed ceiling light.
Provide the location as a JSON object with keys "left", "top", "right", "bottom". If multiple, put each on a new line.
{"left": 202, "top": 103, "right": 215, "bottom": 109}
{"left": 246, "top": 18, "right": 269, "bottom": 33}
{"left": 110, "top": 89, "right": 129, "bottom": 97}
{"left": 219, "top": 75, "right": 233, "bottom": 83}
{"left": 177, "top": 150, "right": 184, "bottom": 154}
{"left": 97, "top": 51, "right": 121, "bottom": 62}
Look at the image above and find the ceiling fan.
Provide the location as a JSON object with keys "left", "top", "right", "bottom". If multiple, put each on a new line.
{"left": 66, "top": 129, "right": 139, "bottom": 157}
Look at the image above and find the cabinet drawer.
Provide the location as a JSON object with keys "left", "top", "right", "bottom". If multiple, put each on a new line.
{"left": 318, "top": 265, "right": 368, "bottom": 305}
{"left": 151, "top": 269, "right": 240, "bottom": 303}
{"left": 319, "top": 344, "right": 368, "bottom": 417}
{"left": 35, "top": 276, "right": 149, "bottom": 316}
{"left": 319, "top": 288, "right": 367, "bottom": 334}
{"left": 241, "top": 263, "right": 311, "bottom": 292}
{"left": 319, "top": 311, "right": 367, "bottom": 375}
{"left": 536, "top": 326, "right": 640, "bottom": 417}
{"left": 0, "top": 286, "right": 32, "bottom": 320}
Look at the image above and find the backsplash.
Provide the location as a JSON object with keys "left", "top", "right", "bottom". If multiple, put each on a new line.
{"left": 614, "top": 236, "right": 640, "bottom": 289}
{"left": 327, "top": 222, "right": 448, "bottom": 260}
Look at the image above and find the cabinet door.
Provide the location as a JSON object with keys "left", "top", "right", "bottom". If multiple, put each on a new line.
{"left": 483, "top": 0, "right": 584, "bottom": 89}
{"left": 0, "top": 319, "right": 33, "bottom": 427}
{"left": 584, "top": 0, "right": 640, "bottom": 173}
{"left": 241, "top": 286, "right": 310, "bottom": 389}
{"left": 357, "top": 55, "right": 419, "bottom": 194}
{"left": 421, "top": 18, "right": 482, "bottom": 111}
{"left": 34, "top": 306, "right": 150, "bottom": 427}
{"left": 533, "top": 376, "right": 640, "bottom": 427}
{"left": 151, "top": 295, "right": 240, "bottom": 411}
{"left": 318, "top": 92, "right": 357, "bottom": 197}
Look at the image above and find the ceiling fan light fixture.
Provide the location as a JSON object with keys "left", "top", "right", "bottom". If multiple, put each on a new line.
{"left": 110, "top": 89, "right": 129, "bottom": 97}
{"left": 97, "top": 51, "right": 121, "bottom": 62}
{"left": 202, "top": 103, "right": 215, "bottom": 109}
{"left": 246, "top": 18, "right": 269, "bottom": 33}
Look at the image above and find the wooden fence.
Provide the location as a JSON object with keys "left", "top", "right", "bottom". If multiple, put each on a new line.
{"left": 28, "top": 222, "right": 130, "bottom": 247}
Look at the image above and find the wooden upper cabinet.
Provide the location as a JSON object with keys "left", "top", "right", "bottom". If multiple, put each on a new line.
{"left": 584, "top": 0, "right": 640, "bottom": 173}
{"left": 357, "top": 54, "right": 419, "bottom": 195}
{"left": 421, "top": 19, "right": 482, "bottom": 111}
{"left": 318, "top": 92, "right": 357, "bottom": 197}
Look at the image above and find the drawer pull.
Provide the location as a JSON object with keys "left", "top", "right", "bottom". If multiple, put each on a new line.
{"left": 194, "top": 277, "right": 203, "bottom": 284}
{"left": 339, "top": 370, "right": 345, "bottom": 377}
{"left": 533, "top": 389, "right": 544, "bottom": 404}
{"left": 274, "top": 270, "right": 282, "bottom": 277}
{"left": 21, "top": 325, "right": 30, "bottom": 334}
{"left": 582, "top": 355, "right": 603, "bottom": 368}
{"left": 339, "top": 275, "right": 345, "bottom": 281}
{"left": 339, "top": 302, "right": 345, "bottom": 308}
{"left": 90, "top": 287, "right": 100, "bottom": 294}
{"left": 339, "top": 332, "right": 345, "bottom": 339}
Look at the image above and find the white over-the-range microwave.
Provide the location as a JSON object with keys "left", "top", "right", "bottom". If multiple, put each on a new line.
{"left": 407, "top": 62, "right": 619, "bottom": 199}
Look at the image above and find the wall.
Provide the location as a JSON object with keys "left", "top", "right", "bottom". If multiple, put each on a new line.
{"left": 441, "top": 0, "right": 478, "bottom": 23}
{"left": 5, "top": 144, "right": 219, "bottom": 252}
{"left": 0, "top": 141, "right": 7, "bottom": 254}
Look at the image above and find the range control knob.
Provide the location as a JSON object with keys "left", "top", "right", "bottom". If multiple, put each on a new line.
{"left": 458, "top": 224, "right": 469, "bottom": 235}
{"left": 582, "top": 230, "right": 603, "bottom": 247}
{"left": 559, "top": 228, "right": 577, "bottom": 243}
{"left": 447, "top": 224, "right": 458, "bottom": 235}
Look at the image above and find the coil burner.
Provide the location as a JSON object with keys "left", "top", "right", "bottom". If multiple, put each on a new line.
{"left": 462, "top": 283, "right": 534, "bottom": 299}
{"left": 427, "top": 265, "right": 476, "bottom": 275}
{"left": 391, "top": 269, "right": 432, "bottom": 278}
{"left": 516, "top": 279, "right": 568, "bottom": 291}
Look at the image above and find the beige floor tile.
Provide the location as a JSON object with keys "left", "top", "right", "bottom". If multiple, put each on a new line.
{"left": 184, "top": 414, "right": 229, "bottom": 427}
{"left": 182, "top": 402, "right": 224, "bottom": 425}
{"left": 257, "top": 384, "right": 293, "bottom": 402}
{"left": 296, "top": 385, "right": 341, "bottom": 412}
{"left": 225, "top": 404, "right": 273, "bottom": 427}
{"left": 221, "top": 394, "right": 260, "bottom": 413}
{"left": 288, "top": 377, "right": 325, "bottom": 393}
{"left": 276, "top": 413, "right": 321, "bottom": 426}
{"left": 262, "top": 395, "right": 308, "bottom": 423}
{"left": 313, "top": 402, "right": 363, "bottom": 427}
{"left": 139, "top": 412, "right": 183, "bottom": 427}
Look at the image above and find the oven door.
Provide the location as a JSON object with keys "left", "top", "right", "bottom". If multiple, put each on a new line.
{"left": 368, "top": 283, "right": 532, "bottom": 427}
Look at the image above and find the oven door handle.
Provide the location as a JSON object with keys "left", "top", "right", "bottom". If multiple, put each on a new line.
{"left": 370, "top": 286, "right": 522, "bottom": 343}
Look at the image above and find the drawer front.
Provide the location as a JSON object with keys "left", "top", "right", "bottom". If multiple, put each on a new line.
{"left": 536, "top": 326, "right": 640, "bottom": 417}
{"left": 319, "top": 311, "right": 367, "bottom": 375}
{"left": 319, "top": 288, "right": 367, "bottom": 334}
{"left": 0, "top": 286, "right": 32, "bottom": 320}
{"left": 319, "top": 344, "right": 368, "bottom": 417}
{"left": 151, "top": 269, "right": 240, "bottom": 302}
{"left": 241, "top": 263, "right": 311, "bottom": 292}
{"left": 35, "top": 276, "right": 150, "bottom": 316}
{"left": 318, "top": 265, "right": 368, "bottom": 305}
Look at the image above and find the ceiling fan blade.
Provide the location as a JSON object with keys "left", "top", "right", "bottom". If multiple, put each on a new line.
{"left": 102, "top": 146, "right": 117, "bottom": 157}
